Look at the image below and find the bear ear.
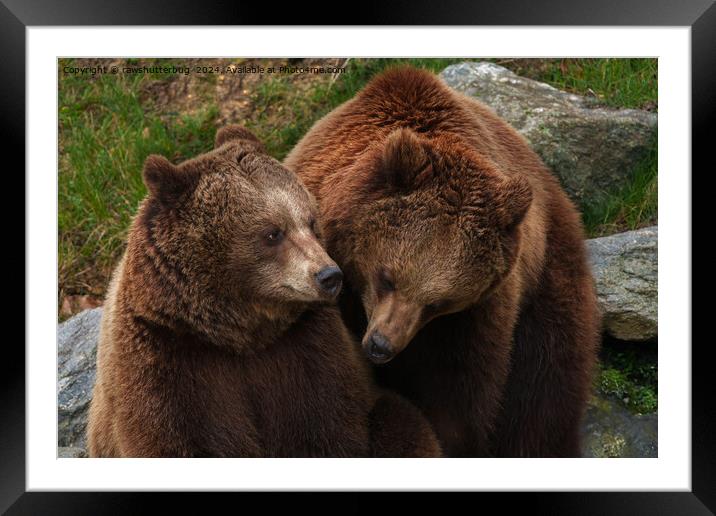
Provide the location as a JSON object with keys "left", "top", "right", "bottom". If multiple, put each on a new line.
{"left": 215, "top": 125, "right": 265, "bottom": 150}
{"left": 143, "top": 155, "right": 195, "bottom": 205}
{"left": 492, "top": 175, "right": 533, "bottom": 230}
{"left": 380, "top": 128, "right": 433, "bottom": 190}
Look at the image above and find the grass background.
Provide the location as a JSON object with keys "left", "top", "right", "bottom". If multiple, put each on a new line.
{"left": 59, "top": 58, "right": 658, "bottom": 413}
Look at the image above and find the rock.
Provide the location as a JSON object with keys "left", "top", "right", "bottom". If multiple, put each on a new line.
{"left": 58, "top": 446, "right": 87, "bottom": 458}
{"left": 440, "top": 62, "right": 657, "bottom": 205}
{"left": 58, "top": 307, "right": 102, "bottom": 449}
{"left": 587, "top": 226, "right": 657, "bottom": 341}
{"left": 581, "top": 394, "right": 657, "bottom": 458}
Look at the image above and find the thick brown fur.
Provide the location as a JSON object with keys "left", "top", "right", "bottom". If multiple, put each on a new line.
{"left": 87, "top": 125, "right": 441, "bottom": 458}
{"left": 284, "top": 67, "right": 601, "bottom": 457}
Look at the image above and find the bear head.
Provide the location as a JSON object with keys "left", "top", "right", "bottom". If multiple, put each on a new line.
{"left": 326, "top": 127, "right": 532, "bottom": 364}
{"left": 138, "top": 125, "right": 342, "bottom": 343}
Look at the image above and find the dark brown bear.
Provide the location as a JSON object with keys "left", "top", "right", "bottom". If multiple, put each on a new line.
{"left": 284, "top": 67, "right": 601, "bottom": 457}
{"left": 87, "top": 125, "right": 441, "bottom": 458}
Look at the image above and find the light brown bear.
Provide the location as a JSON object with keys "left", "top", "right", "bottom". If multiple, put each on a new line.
{"left": 284, "top": 67, "right": 601, "bottom": 457}
{"left": 87, "top": 125, "right": 441, "bottom": 457}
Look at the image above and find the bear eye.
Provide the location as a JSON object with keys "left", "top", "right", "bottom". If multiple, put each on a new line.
{"left": 378, "top": 269, "right": 395, "bottom": 293}
{"left": 425, "top": 300, "right": 449, "bottom": 315}
{"left": 425, "top": 301, "right": 440, "bottom": 313}
{"left": 264, "top": 227, "right": 284, "bottom": 246}
{"left": 309, "top": 217, "right": 318, "bottom": 235}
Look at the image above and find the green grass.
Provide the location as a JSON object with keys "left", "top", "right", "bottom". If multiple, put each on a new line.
{"left": 596, "top": 341, "right": 658, "bottom": 414}
{"left": 58, "top": 57, "right": 657, "bottom": 307}
{"left": 582, "top": 137, "right": 658, "bottom": 237}
{"left": 514, "top": 58, "right": 658, "bottom": 110}
{"left": 58, "top": 60, "right": 217, "bottom": 300}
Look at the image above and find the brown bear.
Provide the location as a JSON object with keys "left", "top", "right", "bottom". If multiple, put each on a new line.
{"left": 284, "top": 66, "right": 601, "bottom": 457}
{"left": 87, "top": 125, "right": 441, "bottom": 458}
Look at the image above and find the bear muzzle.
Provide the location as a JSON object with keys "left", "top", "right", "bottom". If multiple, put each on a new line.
{"left": 362, "top": 294, "right": 423, "bottom": 364}
{"left": 315, "top": 266, "right": 343, "bottom": 299}
{"left": 365, "top": 331, "right": 395, "bottom": 364}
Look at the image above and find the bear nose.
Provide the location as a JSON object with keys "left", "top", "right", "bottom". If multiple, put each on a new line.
{"left": 368, "top": 332, "right": 394, "bottom": 364}
{"left": 315, "top": 266, "right": 343, "bottom": 297}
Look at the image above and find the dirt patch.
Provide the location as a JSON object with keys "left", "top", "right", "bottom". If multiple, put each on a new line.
{"left": 60, "top": 294, "right": 103, "bottom": 321}
{"left": 62, "top": 57, "right": 345, "bottom": 124}
{"left": 133, "top": 57, "right": 345, "bottom": 125}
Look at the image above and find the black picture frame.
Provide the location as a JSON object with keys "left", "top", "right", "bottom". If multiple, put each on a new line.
{"left": 7, "top": 0, "right": 711, "bottom": 513}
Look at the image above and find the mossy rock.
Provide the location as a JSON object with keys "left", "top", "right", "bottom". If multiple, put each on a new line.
{"left": 581, "top": 394, "right": 657, "bottom": 458}
{"left": 441, "top": 62, "right": 657, "bottom": 207}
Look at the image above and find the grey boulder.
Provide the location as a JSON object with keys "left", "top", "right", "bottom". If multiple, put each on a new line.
{"left": 440, "top": 62, "right": 657, "bottom": 205}
{"left": 58, "top": 446, "right": 87, "bottom": 458}
{"left": 58, "top": 307, "right": 101, "bottom": 449}
{"left": 581, "top": 394, "right": 657, "bottom": 458}
{"left": 587, "top": 226, "right": 658, "bottom": 341}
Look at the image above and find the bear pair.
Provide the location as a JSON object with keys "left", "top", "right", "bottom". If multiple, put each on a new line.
{"left": 87, "top": 125, "right": 442, "bottom": 457}
{"left": 88, "top": 66, "right": 600, "bottom": 458}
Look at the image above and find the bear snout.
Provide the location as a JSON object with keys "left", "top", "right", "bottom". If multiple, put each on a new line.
{"left": 315, "top": 265, "right": 343, "bottom": 298}
{"left": 365, "top": 331, "right": 395, "bottom": 364}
